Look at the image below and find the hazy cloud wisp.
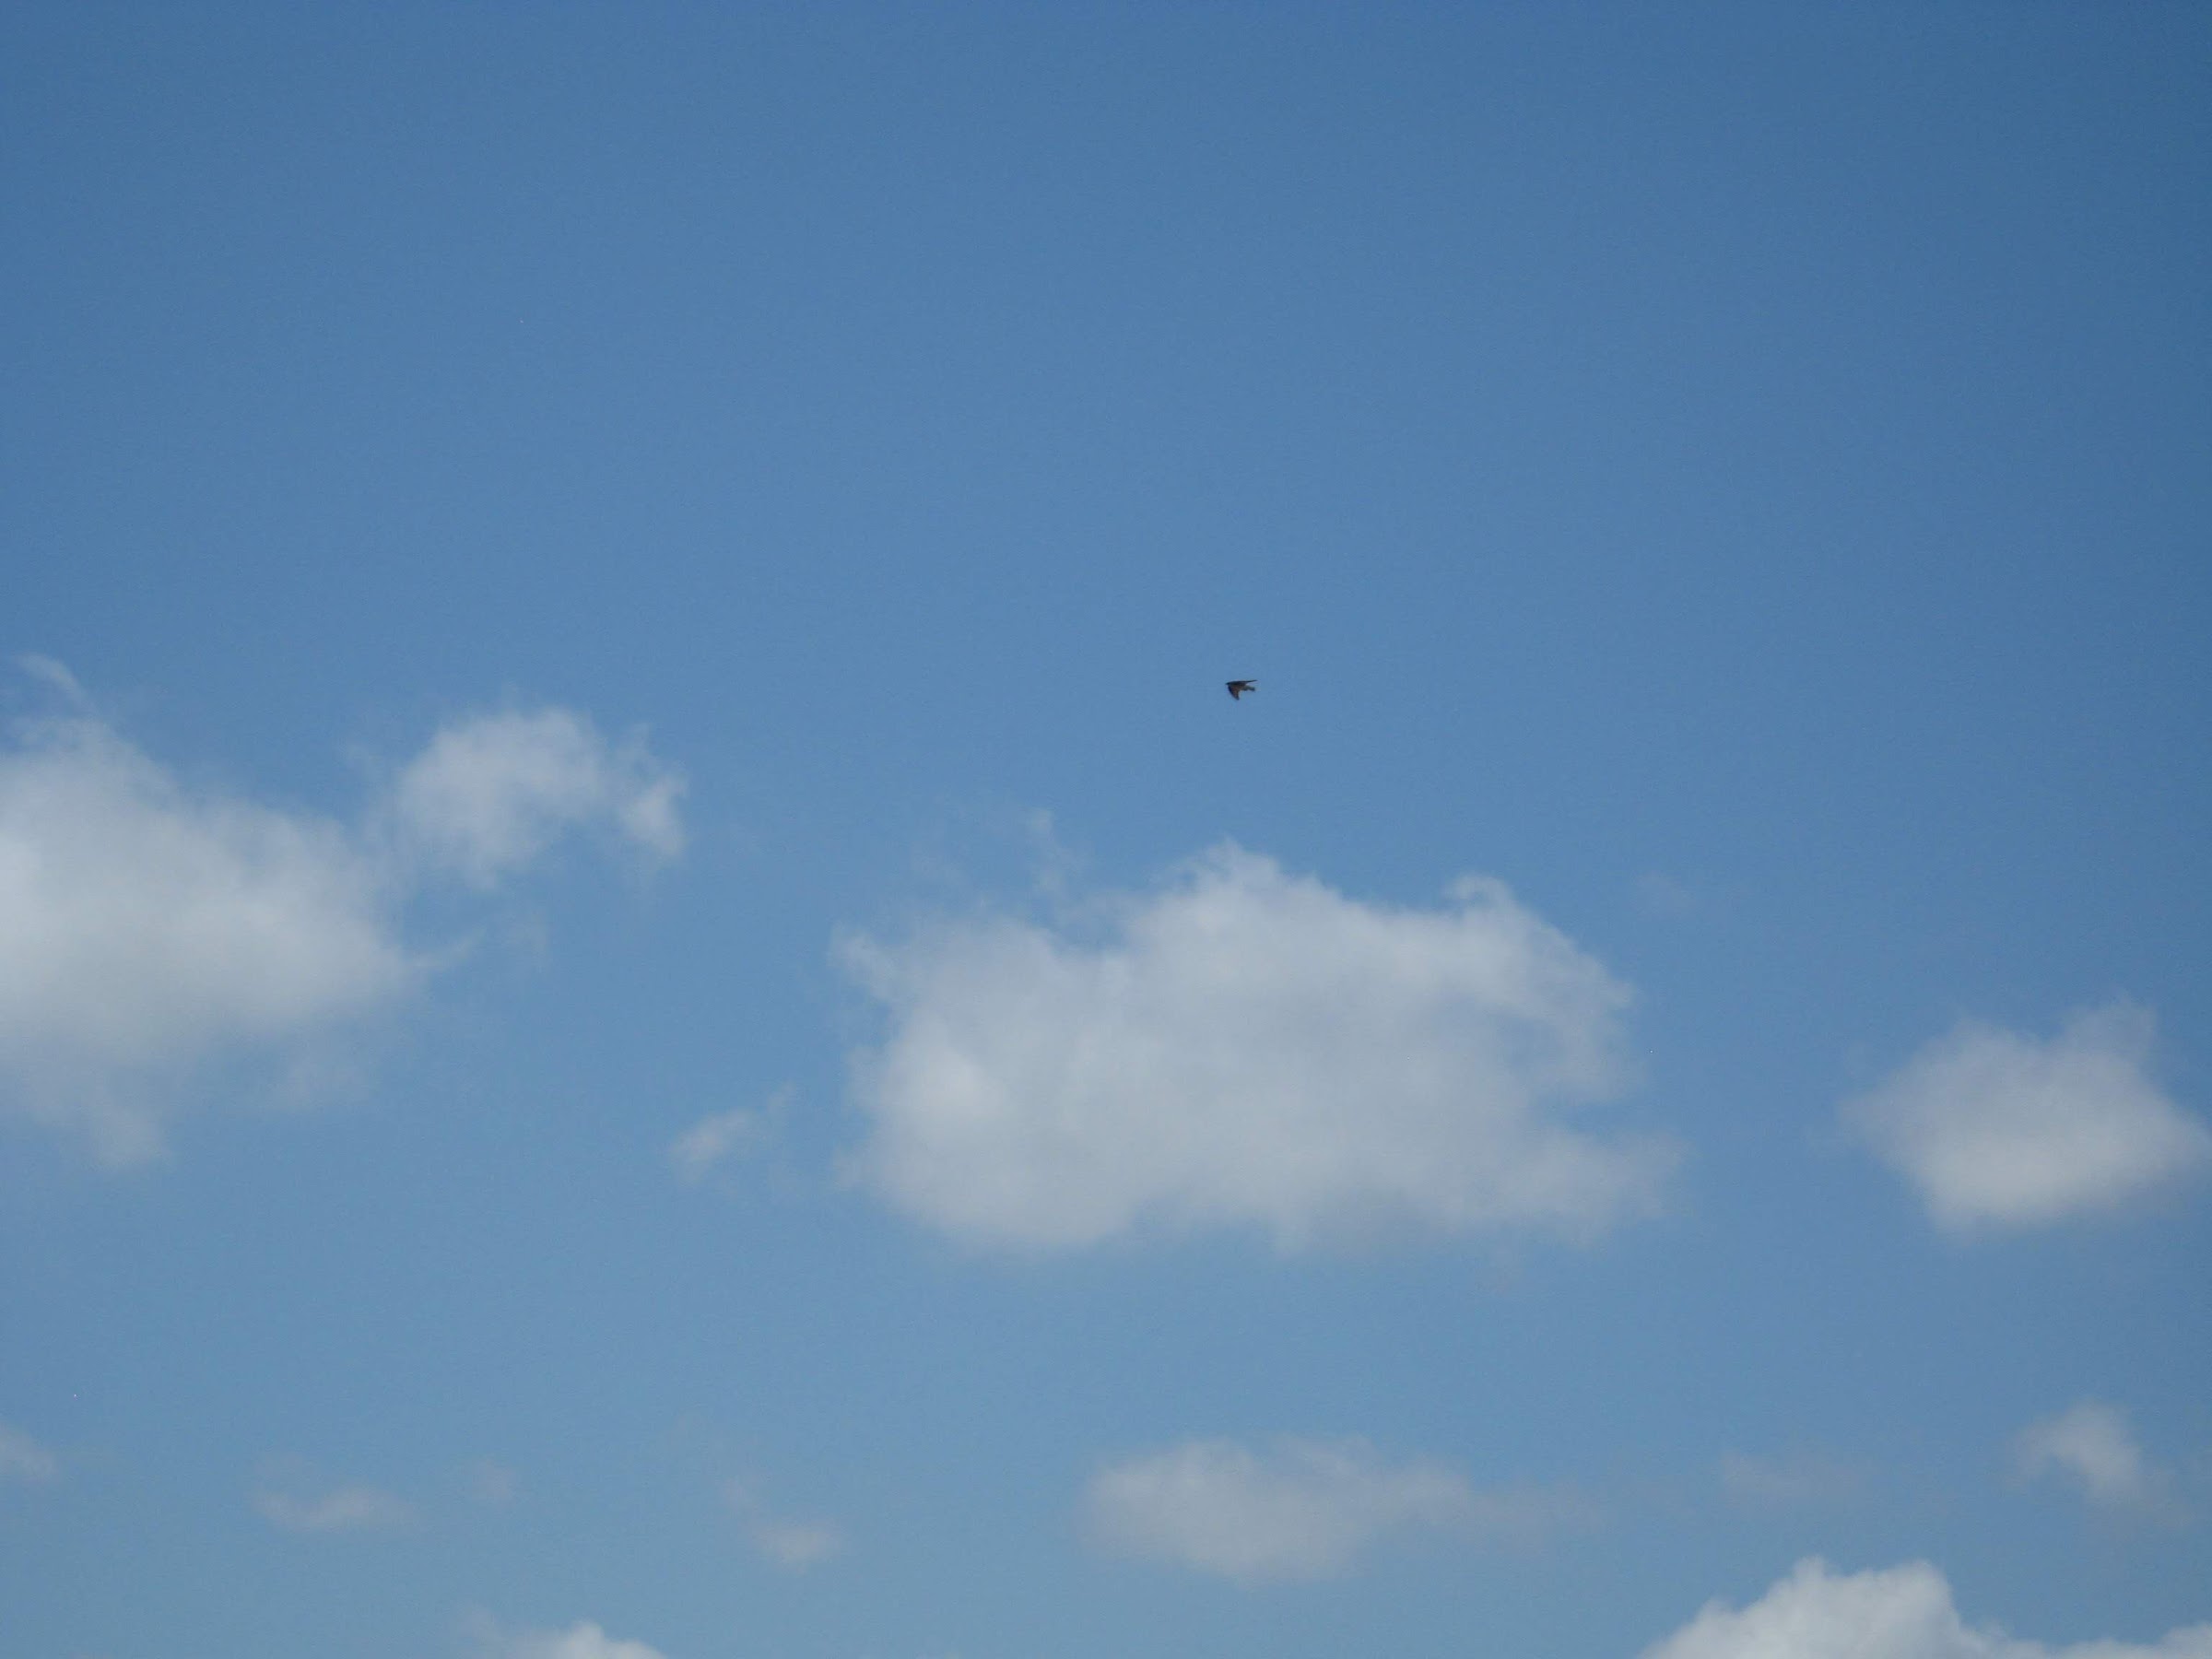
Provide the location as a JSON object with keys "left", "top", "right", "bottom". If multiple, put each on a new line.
{"left": 466, "top": 1616, "right": 671, "bottom": 1659}
{"left": 1718, "top": 1448, "right": 1863, "bottom": 1509}
{"left": 1084, "top": 1436, "right": 1590, "bottom": 1584}
{"left": 2012, "top": 1401, "right": 2183, "bottom": 1521}
{"left": 724, "top": 1478, "right": 844, "bottom": 1571}
{"left": 668, "top": 1097, "right": 778, "bottom": 1186}
{"left": 253, "top": 1483, "right": 413, "bottom": 1534}
{"left": 0, "top": 1421, "right": 59, "bottom": 1485}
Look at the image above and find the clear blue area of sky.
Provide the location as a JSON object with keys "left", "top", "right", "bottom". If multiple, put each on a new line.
{"left": 2, "top": 5, "right": 2207, "bottom": 1656}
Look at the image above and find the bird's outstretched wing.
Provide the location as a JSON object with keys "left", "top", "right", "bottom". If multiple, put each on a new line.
{"left": 1226, "top": 679, "right": 1256, "bottom": 700}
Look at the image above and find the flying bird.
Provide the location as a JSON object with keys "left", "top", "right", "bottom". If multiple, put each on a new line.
{"left": 1226, "top": 680, "right": 1256, "bottom": 700}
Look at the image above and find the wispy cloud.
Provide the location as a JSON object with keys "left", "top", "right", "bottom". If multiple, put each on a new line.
{"left": 668, "top": 1092, "right": 781, "bottom": 1185}
{"left": 0, "top": 1421, "right": 59, "bottom": 1485}
{"left": 2012, "top": 1401, "right": 2184, "bottom": 1522}
{"left": 1718, "top": 1448, "right": 1863, "bottom": 1509}
{"left": 464, "top": 1615, "right": 671, "bottom": 1659}
{"left": 744, "top": 1513, "right": 844, "bottom": 1570}
{"left": 1641, "top": 1556, "right": 2212, "bottom": 1658}
{"left": 252, "top": 1483, "right": 413, "bottom": 1534}
{"left": 724, "top": 1478, "right": 843, "bottom": 1571}
{"left": 0, "top": 666, "right": 685, "bottom": 1163}
{"left": 465, "top": 1458, "right": 519, "bottom": 1507}
{"left": 13, "top": 654, "right": 88, "bottom": 707}
{"left": 1635, "top": 872, "right": 1699, "bottom": 919}
{"left": 1083, "top": 1436, "right": 1594, "bottom": 1584}
{"left": 841, "top": 843, "right": 1677, "bottom": 1252}
{"left": 1842, "top": 1003, "right": 2210, "bottom": 1231}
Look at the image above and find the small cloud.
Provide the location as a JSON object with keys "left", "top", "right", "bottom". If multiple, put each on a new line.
{"left": 0, "top": 1421, "right": 59, "bottom": 1485}
{"left": 1458, "top": 1480, "right": 1606, "bottom": 1544}
{"left": 1635, "top": 873, "right": 1698, "bottom": 920}
{"left": 1083, "top": 1436, "right": 1589, "bottom": 1585}
{"left": 724, "top": 1478, "right": 843, "bottom": 1571}
{"left": 668, "top": 1093, "right": 782, "bottom": 1185}
{"left": 746, "top": 1514, "right": 845, "bottom": 1570}
{"left": 14, "top": 654, "right": 88, "bottom": 709}
{"left": 1719, "top": 1448, "right": 1863, "bottom": 1509}
{"left": 1019, "top": 806, "right": 1085, "bottom": 902}
{"left": 385, "top": 707, "right": 685, "bottom": 887}
{"left": 466, "top": 1457, "right": 519, "bottom": 1507}
{"left": 1841, "top": 1002, "right": 2211, "bottom": 1231}
{"left": 464, "top": 1614, "right": 671, "bottom": 1659}
{"left": 1640, "top": 1556, "right": 2212, "bottom": 1658}
{"left": 253, "top": 1483, "right": 412, "bottom": 1534}
{"left": 2013, "top": 1401, "right": 2183, "bottom": 1522}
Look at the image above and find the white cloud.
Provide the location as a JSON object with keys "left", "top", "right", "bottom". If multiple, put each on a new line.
{"left": 724, "top": 1478, "right": 843, "bottom": 1571}
{"left": 2013, "top": 1401, "right": 2182, "bottom": 1520}
{"left": 386, "top": 708, "right": 684, "bottom": 887}
{"left": 668, "top": 1097, "right": 777, "bottom": 1185}
{"left": 0, "top": 672, "right": 684, "bottom": 1162}
{"left": 0, "top": 1421, "right": 59, "bottom": 1484}
{"left": 1082, "top": 1436, "right": 1589, "bottom": 1584}
{"left": 0, "top": 710, "right": 413, "bottom": 1163}
{"left": 1719, "top": 1448, "right": 1863, "bottom": 1509}
{"left": 841, "top": 844, "right": 1677, "bottom": 1252}
{"left": 466, "top": 1617, "right": 671, "bottom": 1659}
{"left": 1641, "top": 1557, "right": 2212, "bottom": 1659}
{"left": 1842, "top": 1004, "right": 2211, "bottom": 1231}
{"left": 253, "top": 1483, "right": 413, "bottom": 1533}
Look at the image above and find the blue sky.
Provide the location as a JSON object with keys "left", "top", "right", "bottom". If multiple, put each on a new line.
{"left": 3, "top": 6, "right": 2208, "bottom": 1656}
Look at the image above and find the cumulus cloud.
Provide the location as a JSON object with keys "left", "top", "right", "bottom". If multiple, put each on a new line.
{"left": 1842, "top": 1004, "right": 2211, "bottom": 1231}
{"left": 0, "top": 1421, "right": 59, "bottom": 1484}
{"left": 0, "top": 709, "right": 411, "bottom": 1162}
{"left": 0, "top": 670, "right": 683, "bottom": 1162}
{"left": 841, "top": 845, "right": 1677, "bottom": 1252}
{"left": 1641, "top": 1557, "right": 2212, "bottom": 1659}
{"left": 465, "top": 1617, "right": 671, "bottom": 1659}
{"left": 253, "top": 1483, "right": 412, "bottom": 1533}
{"left": 2013, "top": 1402, "right": 2182, "bottom": 1520}
{"left": 1083, "top": 1436, "right": 1591, "bottom": 1584}
{"left": 385, "top": 708, "right": 684, "bottom": 886}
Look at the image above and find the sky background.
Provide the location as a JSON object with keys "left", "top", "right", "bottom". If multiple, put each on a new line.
{"left": 3, "top": 5, "right": 2209, "bottom": 1657}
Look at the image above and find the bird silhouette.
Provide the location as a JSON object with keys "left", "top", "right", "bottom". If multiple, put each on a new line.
{"left": 1226, "top": 680, "right": 1256, "bottom": 700}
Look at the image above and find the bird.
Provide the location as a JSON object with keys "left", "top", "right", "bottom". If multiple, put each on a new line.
{"left": 1226, "top": 679, "right": 1256, "bottom": 700}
